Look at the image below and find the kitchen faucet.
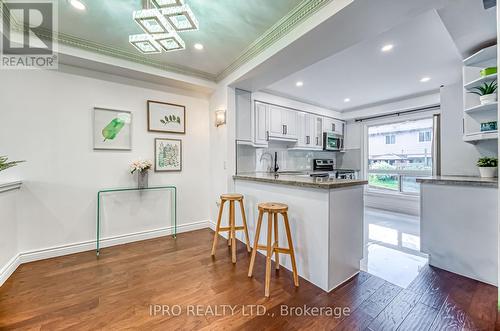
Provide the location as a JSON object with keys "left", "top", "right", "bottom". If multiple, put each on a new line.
{"left": 259, "top": 151, "right": 279, "bottom": 173}
{"left": 274, "top": 151, "right": 279, "bottom": 173}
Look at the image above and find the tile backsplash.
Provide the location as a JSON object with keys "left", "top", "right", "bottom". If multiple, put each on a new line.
{"left": 236, "top": 142, "right": 339, "bottom": 173}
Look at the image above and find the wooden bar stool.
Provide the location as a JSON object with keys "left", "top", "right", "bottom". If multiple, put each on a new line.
{"left": 248, "top": 202, "right": 299, "bottom": 297}
{"left": 211, "top": 193, "right": 251, "bottom": 263}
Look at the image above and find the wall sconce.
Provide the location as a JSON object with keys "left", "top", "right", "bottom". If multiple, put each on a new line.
{"left": 215, "top": 109, "right": 226, "bottom": 127}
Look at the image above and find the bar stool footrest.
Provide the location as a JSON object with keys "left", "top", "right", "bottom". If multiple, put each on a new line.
{"left": 256, "top": 244, "right": 290, "bottom": 254}
{"left": 218, "top": 226, "right": 245, "bottom": 232}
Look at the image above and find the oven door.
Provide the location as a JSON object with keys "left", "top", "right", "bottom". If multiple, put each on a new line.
{"left": 323, "top": 133, "right": 343, "bottom": 151}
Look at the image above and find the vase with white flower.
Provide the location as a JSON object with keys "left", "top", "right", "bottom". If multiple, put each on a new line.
{"left": 130, "top": 159, "right": 153, "bottom": 189}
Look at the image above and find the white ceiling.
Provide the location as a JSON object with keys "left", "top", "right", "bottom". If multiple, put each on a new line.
{"left": 437, "top": 0, "right": 497, "bottom": 57}
{"left": 265, "top": 9, "right": 463, "bottom": 111}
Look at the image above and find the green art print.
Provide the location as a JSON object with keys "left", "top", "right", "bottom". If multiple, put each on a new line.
{"left": 94, "top": 108, "right": 132, "bottom": 150}
{"left": 155, "top": 138, "right": 182, "bottom": 172}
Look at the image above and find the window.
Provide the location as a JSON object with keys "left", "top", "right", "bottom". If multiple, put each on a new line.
{"left": 368, "top": 118, "right": 433, "bottom": 194}
{"left": 419, "top": 130, "right": 432, "bottom": 142}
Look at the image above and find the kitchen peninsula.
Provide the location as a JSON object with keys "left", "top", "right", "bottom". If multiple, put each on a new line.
{"left": 418, "top": 176, "right": 498, "bottom": 285}
{"left": 233, "top": 173, "right": 367, "bottom": 292}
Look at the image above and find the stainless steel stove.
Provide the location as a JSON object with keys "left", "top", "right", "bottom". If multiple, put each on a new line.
{"left": 311, "top": 159, "right": 357, "bottom": 180}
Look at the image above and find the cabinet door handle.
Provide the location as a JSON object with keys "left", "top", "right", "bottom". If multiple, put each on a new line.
{"left": 285, "top": 125, "right": 288, "bottom": 135}
{"left": 306, "top": 136, "right": 310, "bottom": 144}
{"left": 282, "top": 125, "right": 285, "bottom": 135}
{"left": 266, "top": 131, "right": 269, "bottom": 141}
{"left": 316, "top": 137, "right": 319, "bottom": 145}
{"left": 332, "top": 123, "right": 335, "bottom": 132}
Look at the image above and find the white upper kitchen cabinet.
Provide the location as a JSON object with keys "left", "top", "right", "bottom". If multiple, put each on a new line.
{"left": 296, "top": 112, "right": 312, "bottom": 148}
{"left": 268, "top": 105, "right": 298, "bottom": 141}
{"left": 284, "top": 109, "right": 298, "bottom": 139}
{"left": 314, "top": 116, "right": 323, "bottom": 148}
{"left": 235, "top": 89, "right": 252, "bottom": 142}
{"left": 323, "top": 117, "right": 344, "bottom": 135}
{"left": 268, "top": 105, "right": 283, "bottom": 137}
{"left": 295, "top": 112, "right": 322, "bottom": 149}
{"left": 253, "top": 101, "right": 269, "bottom": 146}
{"left": 335, "top": 120, "right": 345, "bottom": 136}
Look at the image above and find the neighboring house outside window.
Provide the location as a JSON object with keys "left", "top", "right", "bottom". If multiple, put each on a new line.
{"left": 419, "top": 130, "right": 432, "bottom": 142}
{"left": 368, "top": 118, "right": 433, "bottom": 194}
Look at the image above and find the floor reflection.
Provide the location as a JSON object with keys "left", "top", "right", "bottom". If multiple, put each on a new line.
{"left": 361, "top": 207, "right": 428, "bottom": 288}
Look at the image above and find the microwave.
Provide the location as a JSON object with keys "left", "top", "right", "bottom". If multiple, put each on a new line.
{"left": 323, "top": 132, "right": 344, "bottom": 151}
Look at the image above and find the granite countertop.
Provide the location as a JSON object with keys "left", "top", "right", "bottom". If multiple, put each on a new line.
{"left": 416, "top": 176, "right": 498, "bottom": 188}
{"left": 233, "top": 173, "right": 368, "bottom": 189}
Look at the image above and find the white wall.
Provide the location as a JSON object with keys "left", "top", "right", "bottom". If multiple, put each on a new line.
{"left": 208, "top": 85, "right": 231, "bottom": 223}
{"left": 0, "top": 66, "right": 210, "bottom": 265}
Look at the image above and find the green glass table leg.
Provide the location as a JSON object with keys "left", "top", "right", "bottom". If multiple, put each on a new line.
{"left": 96, "top": 192, "right": 100, "bottom": 256}
{"left": 96, "top": 186, "right": 177, "bottom": 256}
{"left": 173, "top": 187, "right": 177, "bottom": 239}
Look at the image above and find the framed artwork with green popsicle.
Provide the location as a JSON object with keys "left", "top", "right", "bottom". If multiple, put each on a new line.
{"left": 93, "top": 107, "right": 132, "bottom": 150}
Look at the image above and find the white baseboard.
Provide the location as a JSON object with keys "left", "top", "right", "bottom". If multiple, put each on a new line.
{"left": 428, "top": 255, "right": 497, "bottom": 287}
{"left": 0, "top": 220, "right": 210, "bottom": 287}
{"left": 365, "top": 191, "right": 420, "bottom": 216}
{"left": 0, "top": 253, "right": 21, "bottom": 287}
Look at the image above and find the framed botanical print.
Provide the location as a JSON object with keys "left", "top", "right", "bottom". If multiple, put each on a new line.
{"left": 93, "top": 107, "right": 132, "bottom": 150}
{"left": 155, "top": 138, "right": 182, "bottom": 172}
{"left": 148, "top": 100, "right": 186, "bottom": 134}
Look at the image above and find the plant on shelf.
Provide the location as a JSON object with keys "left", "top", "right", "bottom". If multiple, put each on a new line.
{"left": 0, "top": 155, "right": 25, "bottom": 172}
{"left": 130, "top": 159, "right": 153, "bottom": 189}
{"left": 477, "top": 157, "right": 498, "bottom": 178}
{"left": 469, "top": 80, "right": 498, "bottom": 105}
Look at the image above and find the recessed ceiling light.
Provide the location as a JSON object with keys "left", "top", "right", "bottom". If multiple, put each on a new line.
{"left": 69, "top": 0, "right": 86, "bottom": 11}
{"left": 381, "top": 44, "right": 394, "bottom": 52}
{"left": 194, "top": 43, "right": 204, "bottom": 50}
{"left": 296, "top": 81, "right": 304, "bottom": 87}
{"left": 344, "top": 98, "right": 351, "bottom": 103}
{"left": 420, "top": 77, "right": 431, "bottom": 82}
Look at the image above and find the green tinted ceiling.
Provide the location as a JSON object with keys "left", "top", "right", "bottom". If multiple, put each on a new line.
{"left": 57, "top": 0, "right": 304, "bottom": 80}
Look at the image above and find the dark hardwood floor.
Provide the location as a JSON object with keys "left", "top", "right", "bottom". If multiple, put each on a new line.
{"left": 0, "top": 229, "right": 497, "bottom": 330}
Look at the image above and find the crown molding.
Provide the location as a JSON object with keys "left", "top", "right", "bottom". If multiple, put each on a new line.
{"left": 260, "top": 88, "right": 339, "bottom": 112}
{"left": 215, "top": 0, "right": 333, "bottom": 82}
{"left": 1, "top": 0, "right": 333, "bottom": 83}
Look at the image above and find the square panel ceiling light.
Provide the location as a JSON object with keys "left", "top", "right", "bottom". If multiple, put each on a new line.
{"left": 151, "top": 0, "right": 185, "bottom": 9}
{"left": 129, "top": 34, "right": 162, "bottom": 54}
{"left": 161, "top": 4, "right": 199, "bottom": 32}
{"left": 133, "top": 8, "right": 173, "bottom": 35}
{"left": 155, "top": 32, "right": 186, "bottom": 52}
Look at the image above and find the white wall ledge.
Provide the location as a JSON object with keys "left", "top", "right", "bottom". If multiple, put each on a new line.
{"left": 0, "top": 181, "right": 22, "bottom": 194}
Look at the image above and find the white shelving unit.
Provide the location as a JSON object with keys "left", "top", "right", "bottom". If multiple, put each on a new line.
{"left": 463, "top": 73, "right": 497, "bottom": 90}
{"left": 464, "top": 102, "right": 498, "bottom": 114}
{"left": 462, "top": 44, "right": 498, "bottom": 144}
{"left": 463, "top": 45, "right": 497, "bottom": 67}
{"left": 463, "top": 130, "right": 498, "bottom": 143}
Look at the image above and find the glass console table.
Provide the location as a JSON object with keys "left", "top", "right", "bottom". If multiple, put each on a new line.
{"left": 96, "top": 186, "right": 177, "bottom": 256}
